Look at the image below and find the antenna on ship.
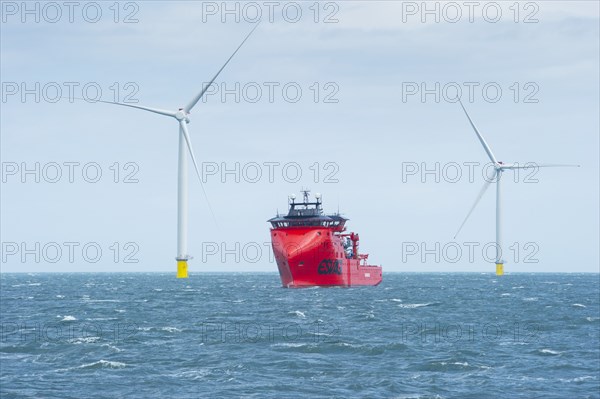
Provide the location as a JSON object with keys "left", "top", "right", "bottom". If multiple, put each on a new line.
{"left": 288, "top": 194, "right": 296, "bottom": 212}
{"left": 315, "top": 193, "right": 322, "bottom": 213}
{"left": 300, "top": 187, "right": 310, "bottom": 208}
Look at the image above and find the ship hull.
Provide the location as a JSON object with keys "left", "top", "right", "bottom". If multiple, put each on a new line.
{"left": 270, "top": 227, "right": 382, "bottom": 287}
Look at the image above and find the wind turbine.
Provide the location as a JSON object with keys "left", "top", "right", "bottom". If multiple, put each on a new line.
{"left": 87, "top": 24, "right": 260, "bottom": 278}
{"left": 454, "top": 99, "right": 579, "bottom": 275}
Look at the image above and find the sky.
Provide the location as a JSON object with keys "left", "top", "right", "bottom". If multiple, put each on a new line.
{"left": 1, "top": 1, "right": 598, "bottom": 273}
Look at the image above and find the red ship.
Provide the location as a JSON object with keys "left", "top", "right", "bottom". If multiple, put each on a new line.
{"left": 268, "top": 190, "right": 382, "bottom": 287}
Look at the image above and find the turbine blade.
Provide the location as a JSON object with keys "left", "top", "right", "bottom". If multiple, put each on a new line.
{"left": 454, "top": 178, "right": 493, "bottom": 239}
{"left": 179, "top": 120, "right": 218, "bottom": 226}
{"left": 184, "top": 22, "right": 260, "bottom": 113}
{"left": 507, "top": 163, "right": 581, "bottom": 169}
{"left": 66, "top": 97, "right": 177, "bottom": 118}
{"left": 458, "top": 99, "right": 498, "bottom": 164}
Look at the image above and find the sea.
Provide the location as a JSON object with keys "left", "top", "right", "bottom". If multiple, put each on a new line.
{"left": 0, "top": 273, "right": 598, "bottom": 399}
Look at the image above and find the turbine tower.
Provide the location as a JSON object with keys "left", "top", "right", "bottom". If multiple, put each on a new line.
{"left": 454, "top": 99, "right": 579, "bottom": 276}
{"left": 88, "top": 24, "right": 259, "bottom": 278}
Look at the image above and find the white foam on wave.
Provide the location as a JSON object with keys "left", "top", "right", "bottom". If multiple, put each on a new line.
{"left": 523, "top": 297, "right": 538, "bottom": 301}
{"left": 559, "top": 375, "right": 596, "bottom": 383}
{"left": 572, "top": 376, "right": 595, "bottom": 382}
{"left": 56, "top": 295, "right": 65, "bottom": 298}
{"left": 390, "top": 298, "right": 403, "bottom": 302}
{"left": 137, "top": 326, "right": 182, "bottom": 333}
{"left": 79, "top": 360, "right": 126, "bottom": 369}
{"left": 398, "top": 303, "right": 433, "bottom": 309}
{"left": 572, "top": 303, "right": 586, "bottom": 308}
{"left": 161, "top": 327, "right": 182, "bottom": 333}
{"left": 169, "top": 369, "right": 210, "bottom": 380}
{"left": 101, "top": 343, "right": 123, "bottom": 352}
{"left": 501, "top": 293, "right": 511, "bottom": 297}
{"left": 440, "top": 361, "right": 469, "bottom": 367}
{"left": 69, "top": 336, "right": 101, "bottom": 344}
{"left": 272, "top": 342, "right": 306, "bottom": 348}
{"left": 61, "top": 315, "right": 77, "bottom": 321}
{"left": 337, "top": 342, "right": 362, "bottom": 348}
{"left": 539, "top": 349, "right": 561, "bottom": 355}
{"left": 512, "top": 286, "right": 525, "bottom": 289}
{"left": 291, "top": 310, "right": 306, "bottom": 318}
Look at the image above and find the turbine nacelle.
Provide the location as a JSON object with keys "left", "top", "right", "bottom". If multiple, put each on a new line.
{"left": 494, "top": 161, "right": 516, "bottom": 171}
{"left": 175, "top": 108, "right": 190, "bottom": 123}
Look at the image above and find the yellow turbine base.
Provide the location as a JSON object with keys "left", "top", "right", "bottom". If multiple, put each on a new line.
{"left": 496, "top": 263, "right": 504, "bottom": 276}
{"left": 177, "top": 260, "right": 188, "bottom": 278}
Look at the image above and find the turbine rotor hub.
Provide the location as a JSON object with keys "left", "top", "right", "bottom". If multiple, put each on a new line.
{"left": 175, "top": 109, "right": 188, "bottom": 121}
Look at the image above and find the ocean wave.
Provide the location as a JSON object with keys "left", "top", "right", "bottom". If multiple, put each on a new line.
{"left": 559, "top": 375, "right": 596, "bottom": 383}
{"left": 417, "top": 360, "right": 480, "bottom": 372}
{"left": 77, "top": 360, "right": 127, "bottom": 369}
{"left": 100, "top": 343, "right": 123, "bottom": 352}
{"left": 290, "top": 310, "right": 306, "bottom": 318}
{"left": 572, "top": 304, "right": 586, "bottom": 308}
{"left": 572, "top": 376, "right": 596, "bottom": 382}
{"left": 337, "top": 342, "right": 362, "bottom": 348}
{"left": 82, "top": 299, "right": 121, "bottom": 303}
{"left": 168, "top": 369, "right": 210, "bottom": 380}
{"left": 86, "top": 317, "right": 118, "bottom": 321}
{"left": 60, "top": 315, "right": 77, "bottom": 321}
